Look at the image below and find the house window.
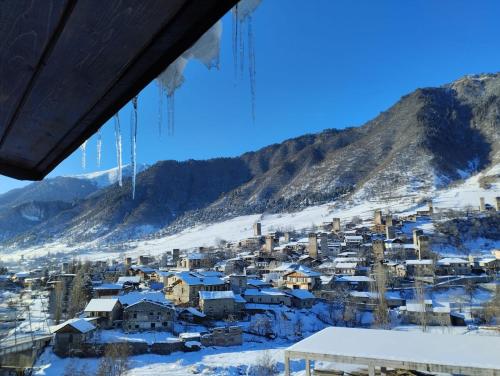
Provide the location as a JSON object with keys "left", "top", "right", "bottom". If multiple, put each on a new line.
{"left": 135, "top": 325, "right": 139, "bottom": 328}
{"left": 133, "top": 313, "right": 137, "bottom": 319}
{"left": 151, "top": 323, "right": 156, "bottom": 329}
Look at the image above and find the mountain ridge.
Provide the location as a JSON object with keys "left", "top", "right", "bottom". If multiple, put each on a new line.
{"left": 0, "top": 73, "right": 499, "bottom": 249}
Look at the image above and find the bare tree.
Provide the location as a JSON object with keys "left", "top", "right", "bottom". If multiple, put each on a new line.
{"left": 97, "top": 343, "right": 130, "bottom": 376}
{"left": 372, "top": 261, "right": 390, "bottom": 328}
{"left": 53, "top": 281, "right": 64, "bottom": 324}
{"left": 250, "top": 351, "right": 278, "bottom": 376}
{"left": 68, "top": 264, "right": 92, "bottom": 317}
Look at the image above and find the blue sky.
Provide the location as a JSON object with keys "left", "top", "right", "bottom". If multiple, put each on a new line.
{"left": 1, "top": 0, "right": 500, "bottom": 193}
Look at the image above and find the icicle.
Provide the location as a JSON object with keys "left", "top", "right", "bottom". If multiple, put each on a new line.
{"left": 158, "top": 83, "right": 163, "bottom": 136}
{"left": 156, "top": 21, "right": 221, "bottom": 132}
{"left": 167, "top": 92, "right": 175, "bottom": 136}
{"left": 130, "top": 96, "right": 138, "bottom": 199}
{"left": 113, "top": 113, "right": 123, "bottom": 187}
{"left": 80, "top": 140, "right": 87, "bottom": 170}
{"left": 239, "top": 19, "right": 245, "bottom": 77}
{"left": 96, "top": 128, "right": 102, "bottom": 167}
{"left": 248, "top": 16, "right": 257, "bottom": 122}
{"left": 232, "top": 0, "right": 262, "bottom": 121}
{"left": 232, "top": 4, "right": 239, "bottom": 81}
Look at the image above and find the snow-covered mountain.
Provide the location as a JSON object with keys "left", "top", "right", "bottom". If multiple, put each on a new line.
{"left": 0, "top": 73, "right": 498, "bottom": 251}
{"left": 70, "top": 164, "right": 149, "bottom": 188}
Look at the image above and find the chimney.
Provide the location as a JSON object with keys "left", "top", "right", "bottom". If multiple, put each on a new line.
{"left": 253, "top": 222, "right": 262, "bottom": 236}
{"left": 308, "top": 233, "right": 318, "bottom": 259}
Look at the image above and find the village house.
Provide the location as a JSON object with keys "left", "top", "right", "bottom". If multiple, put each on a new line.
{"left": 436, "top": 258, "right": 471, "bottom": 275}
{"left": 200, "top": 326, "right": 243, "bottom": 347}
{"left": 243, "top": 288, "right": 292, "bottom": 306}
{"left": 282, "top": 265, "right": 322, "bottom": 291}
{"left": 405, "top": 259, "right": 435, "bottom": 280}
{"left": 334, "top": 262, "right": 358, "bottom": 276}
{"left": 198, "top": 290, "right": 245, "bottom": 319}
{"left": 166, "top": 271, "right": 227, "bottom": 306}
{"left": 128, "top": 265, "right": 156, "bottom": 281}
{"left": 285, "top": 289, "right": 316, "bottom": 309}
{"left": 334, "top": 275, "right": 373, "bottom": 291}
{"left": 400, "top": 300, "right": 451, "bottom": 326}
{"left": 92, "top": 282, "right": 125, "bottom": 298}
{"left": 123, "top": 299, "right": 175, "bottom": 332}
{"left": 53, "top": 318, "right": 96, "bottom": 357}
{"left": 349, "top": 291, "right": 405, "bottom": 310}
{"left": 178, "top": 253, "right": 211, "bottom": 270}
{"left": 84, "top": 298, "right": 122, "bottom": 329}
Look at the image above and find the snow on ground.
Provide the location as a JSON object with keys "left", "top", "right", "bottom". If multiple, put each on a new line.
{"left": 33, "top": 326, "right": 500, "bottom": 376}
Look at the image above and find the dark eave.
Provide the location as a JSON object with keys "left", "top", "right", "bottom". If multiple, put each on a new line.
{"left": 0, "top": 0, "right": 238, "bottom": 180}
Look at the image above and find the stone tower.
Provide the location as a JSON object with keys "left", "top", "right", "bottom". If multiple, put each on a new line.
{"left": 332, "top": 218, "right": 341, "bottom": 232}
{"left": 308, "top": 233, "right": 318, "bottom": 259}
{"left": 428, "top": 200, "right": 434, "bottom": 214}
{"left": 479, "top": 197, "right": 486, "bottom": 212}
{"left": 385, "top": 225, "right": 396, "bottom": 239}
{"left": 320, "top": 233, "right": 329, "bottom": 255}
{"left": 417, "top": 235, "right": 430, "bottom": 259}
{"left": 265, "top": 235, "right": 275, "bottom": 252}
{"left": 385, "top": 214, "right": 393, "bottom": 227}
{"left": 412, "top": 229, "right": 423, "bottom": 247}
{"left": 495, "top": 197, "right": 500, "bottom": 211}
{"left": 172, "top": 249, "right": 180, "bottom": 264}
{"left": 372, "top": 239, "right": 385, "bottom": 261}
{"left": 374, "top": 210, "right": 383, "bottom": 225}
{"left": 253, "top": 222, "right": 262, "bottom": 236}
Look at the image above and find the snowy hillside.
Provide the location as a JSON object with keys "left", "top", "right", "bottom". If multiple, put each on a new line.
{"left": 1, "top": 162, "right": 497, "bottom": 262}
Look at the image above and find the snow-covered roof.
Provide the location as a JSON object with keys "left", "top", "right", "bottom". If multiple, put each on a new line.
{"left": 244, "top": 288, "right": 287, "bottom": 297}
{"left": 117, "top": 276, "right": 141, "bottom": 284}
{"left": 124, "top": 298, "right": 173, "bottom": 310}
{"left": 284, "top": 265, "right": 321, "bottom": 277}
{"left": 130, "top": 265, "right": 155, "bottom": 273}
{"left": 285, "top": 327, "right": 500, "bottom": 371}
{"left": 333, "top": 257, "right": 363, "bottom": 263}
{"left": 405, "top": 259, "right": 433, "bottom": 265}
{"left": 286, "top": 289, "right": 315, "bottom": 300}
{"left": 176, "top": 271, "right": 225, "bottom": 286}
{"left": 84, "top": 298, "right": 119, "bottom": 312}
{"left": 94, "top": 283, "right": 123, "bottom": 290}
{"left": 335, "top": 262, "right": 357, "bottom": 269}
{"left": 437, "top": 257, "right": 468, "bottom": 265}
{"left": 118, "top": 291, "right": 170, "bottom": 306}
{"left": 336, "top": 276, "right": 373, "bottom": 283}
{"left": 178, "top": 307, "right": 206, "bottom": 317}
{"left": 54, "top": 318, "right": 96, "bottom": 334}
{"left": 199, "top": 290, "right": 235, "bottom": 300}
{"left": 338, "top": 252, "right": 358, "bottom": 256}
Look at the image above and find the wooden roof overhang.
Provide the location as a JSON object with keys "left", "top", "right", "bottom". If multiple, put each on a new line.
{"left": 0, "top": 0, "right": 238, "bottom": 180}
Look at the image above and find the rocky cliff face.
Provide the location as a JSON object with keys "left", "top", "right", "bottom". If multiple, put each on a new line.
{"left": 0, "top": 73, "right": 498, "bottom": 247}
